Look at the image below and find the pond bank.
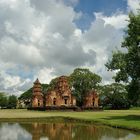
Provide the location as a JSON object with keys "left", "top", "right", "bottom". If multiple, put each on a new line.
{"left": 1, "top": 121, "right": 138, "bottom": 140}
{"left": 0, "top": 109, "right": 140, "bottom": 133}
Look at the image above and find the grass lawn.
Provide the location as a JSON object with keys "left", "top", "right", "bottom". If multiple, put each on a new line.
{"left": 0, "top": 109, "right": 140, "bottom": 133}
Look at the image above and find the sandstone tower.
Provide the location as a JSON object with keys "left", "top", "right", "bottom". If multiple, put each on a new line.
{"left": 83, "top": 90, "right": 99, "bottom": 108}
{"left": 45, "top": 76, "right": 76, "bottom": 106}
{"left": 32, "top": 78, "right": 44, "bottom": 107}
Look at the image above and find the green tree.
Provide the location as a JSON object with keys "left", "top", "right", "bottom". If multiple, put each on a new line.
{"left": 18, "top": 84, "right": 49, "bottom": 108}
{"left": 42, "top": 84, "right": 49, "bottom": 93}
{"left": 47, "top": 78, "right": 58, "bottom": 91}
{"left": 8, "top": 95, "right": 17, "bottom": 109}
{"left": 18, "top": 88, "right": 33, "bottom": 100}
{"left": 100, "top": 83, "right": 129, "bottom": 109}
{"left": 106, "top": 12, "right": 140, "bottom": 106}
{"left": 70, "top": 68, "right": 102, "bottom": 106}
{"left": 19, "top": 84, "right": 49, "bottom": 100}
{"left": 0, "top": 93, "right": 8, "bottom": 108}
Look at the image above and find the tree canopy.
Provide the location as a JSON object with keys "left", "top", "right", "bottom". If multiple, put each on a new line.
{"left": 70, "top": 68, "right": 102, "bottom": 106}
{"left": 100, "top": 83, "right": 129, "bottom": 109}
{"left": 0, "top": 93, "right": 8, "bottom": 108}
{"left": 8, "top": 95, "right": 17, "bottom": 109}
{"left": 106, "top": 12, "right": 140, "bottom": 106}
{"left": 19, "top": 84, "right": 49, "bottom": 100}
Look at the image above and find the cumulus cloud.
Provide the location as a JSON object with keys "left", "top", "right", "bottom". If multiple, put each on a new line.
{"left": 82, "top": 16, "right": 124, "bottom": 84}
{"left": 35, "top": 68, "right": 55, "bottom": 84}
{"left": 0, "top": 71, "right": 20, "bottom": 90}
{"left": 0, "top": 37, "right": 44, "bottom": 66}
{"left": 94, "top": 12, "right": 128, "bottom": 29}
{"left": 127, "top": 0, "right": 140, "bottom": 14}
{"left": 0, "top": 0, "right": 97, "bottom": 94}
{"left": 0, "top": 70, "right": 32, "bottom": 95}
{"left": 0, "top": 0, "right": 140, "bottom": 95}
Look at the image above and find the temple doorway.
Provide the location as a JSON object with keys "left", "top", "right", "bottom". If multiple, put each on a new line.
{"left": 38, "top": 100, "right": 40, "bottom": 107}
{"left": 53, "top": 98, "right": 56, "bottom": 105}
{"left": 64, "top": 99, "right": 68, "bottom": 105}
{"left": 93, "top": 98, "right": 95, "bottom": 106}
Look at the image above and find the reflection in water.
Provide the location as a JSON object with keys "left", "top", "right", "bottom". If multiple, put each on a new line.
{"left": 0, "top": 123, "right": 31, "bottom": 140}
{"left": 0, "top": 122, "right": 138, "bottom": 140}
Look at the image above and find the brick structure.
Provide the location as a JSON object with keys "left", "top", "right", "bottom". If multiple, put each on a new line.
{"left": 32, "top": 78, "right": 44, "bottom": 107}
{"left": 83, "top": 90, "right": 99, "bottom": 108}
{"left": 32, "top": 76, "right": 76, "bottom": 108}
{"left": 45, "top": 76, "right": 76, "bottom": 107}
{"left": 32, "top": 77, "right": 99, "bottom": 109}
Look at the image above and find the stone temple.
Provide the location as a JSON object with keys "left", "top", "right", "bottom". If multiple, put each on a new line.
{"left": 32, "top": 78, "right": 44, "bottom": 107}
{"left": 31, "top": 76, "right": 99, "bottom": 108}
{"left": 83, "top": 90, "right": 99, "bottom": 108}
{"left": 32, "top": 76, "right": 76, "bottom": 108}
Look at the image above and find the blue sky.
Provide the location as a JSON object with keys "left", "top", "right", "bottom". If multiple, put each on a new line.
{"left": 73, "top": 0, "right": 128, "bottom": 30}
{"left": 0, "top": 0, "right": 139, "bottom": 95}
{"left": 75, "top": 0, "right": 127, "bottom": 15}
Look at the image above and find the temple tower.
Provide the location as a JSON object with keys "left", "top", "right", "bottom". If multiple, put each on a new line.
{"left": 45, "top": 76, "right": 76, "bottom": 106}
{"left": 83, "top": 90, "right": 99, "bottom": 108}
{"left": 56, "top": 76, "right": 73, "bottom": 106}
{"left": 32, "top": 78, "right": 43, "bottom": 107}
{"left": 56, "top": 76, "right": 70, "bottom": 94}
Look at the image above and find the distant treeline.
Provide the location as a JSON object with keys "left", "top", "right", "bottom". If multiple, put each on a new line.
{"left": 0, "top": 93, "right": 17, "bottom": 109}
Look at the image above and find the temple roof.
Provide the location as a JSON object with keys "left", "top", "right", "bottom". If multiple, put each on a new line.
{"left": 85, "top": 90, "right": 98, "bottom": 97}
{"left": 34, "top": 78, "right": 41, "bottom": 84}
{"left": 33, "top": 91, "right": 43, "bottom": 96}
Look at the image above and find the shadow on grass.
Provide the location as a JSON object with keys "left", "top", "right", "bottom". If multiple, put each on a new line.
{"left": 102, "top": 115, "right": 140, "bottom": 121}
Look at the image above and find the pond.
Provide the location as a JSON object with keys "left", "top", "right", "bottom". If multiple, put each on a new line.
{"left": 0, "top": 122, "right": 139, "bottom": 140}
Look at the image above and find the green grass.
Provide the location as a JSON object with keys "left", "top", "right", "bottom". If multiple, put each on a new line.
{"left": 0, "top": 109, "right": 140, "bottom": 132}
{"left": 130, "top": 107, "right": 140, "bottom": 110}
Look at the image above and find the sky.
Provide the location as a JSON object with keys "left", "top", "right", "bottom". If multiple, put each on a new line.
{"left": 0, "top": 0, "right": 140, "bottom": 96}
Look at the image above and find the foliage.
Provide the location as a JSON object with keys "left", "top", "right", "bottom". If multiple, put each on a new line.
{"left": 42, "top": 84, "right": 49, "bottom": 93}
{"left": 28, "top": 105, "right": 80, "bottom": 111}
{"left": 100, "top": 83, "right": 130, "bottom": 109}
{"left": 8, "top": 95, "right": 17, "bottom": 109}
{"left": 0, "top": 93, "right": 8, "bottom": 108}
{"left": 19, "top": 84, "right": 49, "bottom": 100}
{"left": 106, "top": 12, "right": 140, "bottom": 105}
{"left": 18, "top": 88, "right": 33, "bottom": 100}
{"left": 130, "top": 107, "right": 140, "bottom": 110}
{"left": 70, "top": 68, "right": 102, "bottom": 106}
{"left": 47, "top": 77, "right": 59, "bottom": 91}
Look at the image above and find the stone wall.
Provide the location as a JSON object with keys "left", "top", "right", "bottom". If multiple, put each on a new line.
{"left": 31, "top": 77, "right": 99, "bottom": 109}
{"left": 32, "top": 79, "right": 44, "bottom": 107}
{"left": 83, "top": 90, "right": 99, "bottom": 108}
{"left": 45, "top": 76, "right": 76, "bottom": 106}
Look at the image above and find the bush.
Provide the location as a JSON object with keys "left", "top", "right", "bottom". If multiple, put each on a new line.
{"left": 28, "top": 105, "right": 81, "bottom": 111}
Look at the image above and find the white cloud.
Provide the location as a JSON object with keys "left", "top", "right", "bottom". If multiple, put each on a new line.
{"left": 0, "top": 71, "right": 20, "bottom": 89}
{"left": 0, "top": 70, "right": 32, "bottom": 95}
{"left": 127, "top": 0, "right": 140, "bottom": 14}
{"left": 0, "top": 37, "right": 44, "bottom": 66}
{"left": 94, "top": 12, "right": 129, "bottom": 29}
{"left": 0, "top": 0, "right": 140, "bottom": 95}
{"left": 35, "top": 68, "right": 56, "bottom": 84}
{"left": 82, "top": 16, "right": 124, "bottom": 84}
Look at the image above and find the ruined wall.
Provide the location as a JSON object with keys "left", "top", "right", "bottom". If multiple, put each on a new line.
{"left": 83, "top": 90, "right": 99, "bottom": 108}
{"left": 31, "top": 76, "right": 77, "bottom": 108}
{"left": 45, "top": 76, "right": 75, "bottom": 107}
{"left": 32, "top": 95, "right": 44, "bottom": 107}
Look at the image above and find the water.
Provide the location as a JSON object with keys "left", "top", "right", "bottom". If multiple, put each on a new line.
{"left": 0, "top": 122, "right": 139, "bottom": 140}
